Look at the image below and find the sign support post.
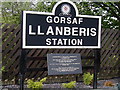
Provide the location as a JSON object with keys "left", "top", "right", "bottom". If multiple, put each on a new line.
{"left": 20, "top": 50, "right": 26, "bottom": 90}
{"left": 93, "top": 49, "right": 100, "bottom": 89}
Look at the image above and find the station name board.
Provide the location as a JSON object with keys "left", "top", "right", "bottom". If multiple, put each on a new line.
{"left": 22, "top": 0, "right": 101, "bottom": 48}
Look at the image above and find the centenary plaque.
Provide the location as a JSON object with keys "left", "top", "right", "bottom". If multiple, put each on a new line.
{"left": 22, "top": 0, "right": 101, "bottom": 49}
{"left": 47, "top": 54, "right": 82, "bottom": 75}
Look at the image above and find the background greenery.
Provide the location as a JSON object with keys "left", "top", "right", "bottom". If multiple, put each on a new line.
{"left": 1, "top": 2, "right": 120, "bottom": 29}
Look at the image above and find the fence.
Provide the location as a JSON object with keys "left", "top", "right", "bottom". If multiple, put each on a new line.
{"left": 2, "top": 23, "right": 120, "bottom": 84}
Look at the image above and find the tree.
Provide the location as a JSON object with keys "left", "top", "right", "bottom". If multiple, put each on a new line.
{"left": 1, "top": 2, "right": 56, "bottom": 24}
{"left": 94, "top": 2, "right": 120, "bottom": 29}
{"left": 1, "top": 2, "right": 33, "bottom": 24}
{"left": 1, "top": 1, "right": 120, "bottom": 29}
{"left": 76, "top": 2, "right": 120, "bottom": 29}
{"left": 34, "top": 2, "right": 56, "bottom": 12}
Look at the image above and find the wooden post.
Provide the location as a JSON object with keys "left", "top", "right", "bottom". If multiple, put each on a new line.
{"left": 20, "top": 50, "right": 26, "bottom": 90}
{"left": 93, "top": 49, "right": 100, "bottom": 89}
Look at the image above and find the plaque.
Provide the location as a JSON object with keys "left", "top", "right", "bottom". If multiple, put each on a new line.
{"left": 47, "top": 54, "right": 82, "bottom": 75}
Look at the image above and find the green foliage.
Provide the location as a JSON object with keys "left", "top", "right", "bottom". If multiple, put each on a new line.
{"left": 0, "top": 66, "right": 5, "bottom": 72}
{"left": 76, "top": 2, "right": 120, "bottom": 29}
{"left": 83, "top": 72, "right": 93, "bottom": 85}
{"left": 27, "top": 77, "right": 47, "bottom": 89}
{"left": 62, "top": 81, "right": 76, "bottom": 88}
{"left": 1, "top": 2, "right": 55, "bottom": 24}
{"left": 1, "top": 2, "right": 120, "bottom": 28}
{"left": 27, "top": 80, "right": 35, "bottom": 88}
{"left": 39, "top": 77, "right": 47, "bottom": 83}
{"left": 1, "top": 2, "right": 33, "bottom": 24}
{"left": 35, "top": 2, "right": 56, "bottom": 12}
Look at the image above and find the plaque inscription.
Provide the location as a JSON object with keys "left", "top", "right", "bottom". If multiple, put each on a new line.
{"left": 47, "top": 54, "right": 82, "bottom": 75}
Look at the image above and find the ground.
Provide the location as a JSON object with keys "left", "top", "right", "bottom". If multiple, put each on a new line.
{"left": 2, "top": 78, "right": 120, "bottom": 90}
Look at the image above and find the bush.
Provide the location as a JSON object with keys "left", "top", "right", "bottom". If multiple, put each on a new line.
{"left": 62, "top": 81, "right": 76, "bottom": 88}
{"left": 27, "top": 77, "right": 47, "bottom": 90}
{"left": 83, "top": 72, "right": 93, "bottom": 85}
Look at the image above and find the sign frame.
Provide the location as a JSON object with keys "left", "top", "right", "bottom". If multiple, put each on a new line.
{"left": 22, "top": 0, "right": 101, "bottom": 49}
